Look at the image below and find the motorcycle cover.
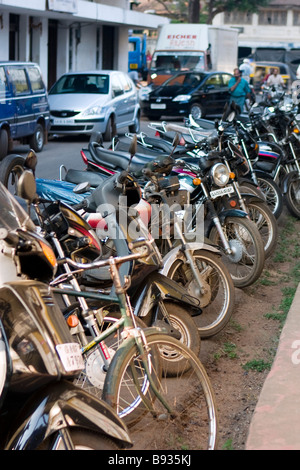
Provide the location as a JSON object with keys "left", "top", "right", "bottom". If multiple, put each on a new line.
{"left": 36, "top": 178, "right": 91, "bottom": 205}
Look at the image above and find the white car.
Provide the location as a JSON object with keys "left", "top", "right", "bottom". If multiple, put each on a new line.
{"left": 48, "top": 70, "right": 140, "bottom": 140}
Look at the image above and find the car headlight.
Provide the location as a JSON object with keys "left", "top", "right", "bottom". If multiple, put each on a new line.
{"left": 81, "top": 106, "right": 103, "bottom": 116}
{"left": 211, "top": 163, "right": 230, "bottom": 187}
{"left": 173, "top": 95, "right": 192, "bottom": 102}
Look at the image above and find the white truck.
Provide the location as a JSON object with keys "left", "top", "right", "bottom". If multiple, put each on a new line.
{"left": 149, "top": 23, "right": 239, "bottom": 85}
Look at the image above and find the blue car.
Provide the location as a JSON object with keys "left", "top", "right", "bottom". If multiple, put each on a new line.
{"left": 0, "top": 61, "right": 50, "bottom": 160}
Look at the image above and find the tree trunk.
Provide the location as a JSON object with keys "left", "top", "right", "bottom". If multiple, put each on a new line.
{"left": 188, "top": 0, "right": 200, "bottom": 23}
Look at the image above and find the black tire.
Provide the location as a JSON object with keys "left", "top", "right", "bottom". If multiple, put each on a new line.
{"left": 29, "top": 123, "right": 45, "bottom": 152}
{"left": 157, "top": 301, "right": 201, "bottom": 373}
{"left": 38, "top": 429, "right": 121, "bottom": 450}
{"left": 103, "top": 116, "right": 116, "bottom": 141}
{"left": 0, "top": 154, "right": 25, "bottom": 193}
{"left": 129, "top": 112, "right": 140, "bottom": 133}
{"left": 285, "top": 176, "right": 300, "bottom": 219}
{"left": 208, "top": 216, "right": 265, "bottom": 288}
{"left": 190, "top": 102, "right": 205, "bottom": 120}
{"left": 256, "top": 176, "right": 283, "bottom": 219}
{"left": 0, "top": 128, "right": 9, "bottom": 161}
{"left": 246, "top": 200, "right": 278, "bottom": 258}
{"left": 103, "top": 331, "right": 218, "bottom": 450}
{"left": 166, "top": 250, "right": 235, "bottom": 338}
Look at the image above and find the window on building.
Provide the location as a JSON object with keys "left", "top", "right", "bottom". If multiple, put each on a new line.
{"left": 258, "top": 10, "right": 287, "bottom": 26}
{"left": 293, "top": 10, "right": 300, "bottom": 26}
{"left": 224, "top": 11, "right": 253, "bottom": 25}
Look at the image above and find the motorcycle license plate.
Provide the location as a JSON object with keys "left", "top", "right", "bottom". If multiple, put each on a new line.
{"left": 210, "top": 185, "right": 234, "bottom": 199}
{"left": 56, "top": 343, "right": 84, "bottom": 371}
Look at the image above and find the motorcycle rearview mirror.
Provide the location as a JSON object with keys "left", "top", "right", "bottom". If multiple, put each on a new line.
{"left": 24, "top": 150, "right": 38, "bottom": 175}
{"left": 127, "top": 134, "right": 138, "bottom": 171}
{"left": 17, "top": 170, "right": 37, "bottom": 207}
{"left": 73, "top": 182, "right": 91, "bottom": 194}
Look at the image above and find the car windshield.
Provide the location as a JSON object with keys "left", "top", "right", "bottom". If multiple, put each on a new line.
{"left": 49, "top": 74, "right": 110, "bottom": 94}
{"left": 151, "top": 52, "right": 206, "bottom": 72}
{"left": 162, "top": 73, "right": 205, "bottom": 87}
{"left": 0, "top": 182, "right": 34, "bottom": 231}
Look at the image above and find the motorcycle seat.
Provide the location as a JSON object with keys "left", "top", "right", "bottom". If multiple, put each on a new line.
{"left": 89, "top": 142, "right": 170, "bottom": 174}
{"left": 64, "top": 169, "right": 106, "bottom": 187}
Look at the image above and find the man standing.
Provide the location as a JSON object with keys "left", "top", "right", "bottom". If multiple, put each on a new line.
{"left": 228, "top": 68, "right": 251, "bottom": 114}
{"left": 239, "top": 59, "right": 253, "bottom": 83}
{"left": 267, "top": 68, "right": 285, "bottom": 88}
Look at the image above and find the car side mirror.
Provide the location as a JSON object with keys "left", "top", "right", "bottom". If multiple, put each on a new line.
{"left": 113, "top": 89, "right": 124, "bottom": 98}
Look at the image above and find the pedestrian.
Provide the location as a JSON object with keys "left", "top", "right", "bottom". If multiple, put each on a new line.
{"left": 267, "top": 68, "right": 285, "bottom": 88}
{"left": 228, "top": 68, "right": 252, "bottom": 114}
{"left": 128, "top": 70, "right": 142, "bottom": 87}
{"left": 146, "top": 50, "right": 152, "bottom": 69}
{"left": 239, "top": 59, "right": 252, "bottom": 83}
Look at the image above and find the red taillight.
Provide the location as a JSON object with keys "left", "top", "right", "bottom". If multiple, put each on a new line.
{"left": 155, "top": 131, "right": 161, "bottom": 138}
{"left": 81, "top": 150, "right": 88, "bottom": 165}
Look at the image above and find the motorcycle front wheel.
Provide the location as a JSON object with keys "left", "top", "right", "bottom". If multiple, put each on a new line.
{"left": 38, "top": 429, "right": 122, "bottom": 450}
{"left": 208, "top": 216, "right": 265, "bottom": 288}
{"left": 285, "top": 177, "right": 300, "bottom": 219}
{"left": 165, "top": 250, "right": 235, "bottom": 338}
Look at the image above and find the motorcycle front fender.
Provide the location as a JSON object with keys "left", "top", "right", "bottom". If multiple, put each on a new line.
{"left": 160, "top": 242, "right": 220, "bottom": 277}
{"left": 5, "top": 381, "right": 132, "bottom": 450}
{"left": 131, "top": 270, "right": 201, "bottom": 320}
{"left": 206, "top": 208, "right": 248, "bottom": 237}
{"left": 281, "top": 170, "right": 299, "bottom": 194}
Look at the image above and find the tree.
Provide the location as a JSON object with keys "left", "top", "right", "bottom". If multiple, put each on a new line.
{"left": 144, "top": 0, "right": 272, "bottom": 24}
{"left": 204, "top": 0, "right": 272, "bottom": 24}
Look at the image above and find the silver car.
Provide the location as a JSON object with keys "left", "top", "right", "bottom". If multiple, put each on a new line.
{"left": 48, "top": 70, "right": 140, "bottom": 140}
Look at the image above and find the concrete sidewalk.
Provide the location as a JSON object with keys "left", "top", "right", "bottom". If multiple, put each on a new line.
{"left": 246, "top": 283, "right": 300, "bottom": 450}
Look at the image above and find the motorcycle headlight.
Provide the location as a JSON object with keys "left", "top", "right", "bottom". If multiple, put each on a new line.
{"left": 211, "top": 163, "right": 230, "bottom": 187}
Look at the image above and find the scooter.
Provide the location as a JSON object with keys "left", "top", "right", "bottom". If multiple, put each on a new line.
{"left": 0, "top": 174, "right": 132, "bottom": 450}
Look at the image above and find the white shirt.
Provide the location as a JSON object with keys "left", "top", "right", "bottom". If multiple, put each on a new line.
{"left": 267, "top": 74, "right": 284, "bottom": 87}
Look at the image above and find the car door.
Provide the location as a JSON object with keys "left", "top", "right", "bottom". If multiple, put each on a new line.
{"left": 200, "top": 74, "right": 225, "bottom": 116}
{"left": 7, "top": 65, "right": 32, "bottom": 138}
{"left": 110, "top": 73, "right": 127, "bottom": 127}
{"left": 0, "top": 66, "right": 15, "bottom": 135}
{"left": 117, "top": 72, "right": 137, "bottom": 123}
{"left": 220, "top": 73, "right": 233, "bottom": 112}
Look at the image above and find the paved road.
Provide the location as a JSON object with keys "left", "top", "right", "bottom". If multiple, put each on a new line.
{"left": 10, "top": 118, "right": 164, "bottom": 180}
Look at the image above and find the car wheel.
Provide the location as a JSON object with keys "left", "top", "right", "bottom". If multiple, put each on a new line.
{"left": 104, "top": 116, "right": 117, "bottom": 141}
{"left": 29, "top": 123, "right": 45, "bottom": 152}
{"left": 129, "top": 112, "right": 140, "bottom": 133}
{"left": 190, "top": 103, "right": 205, "bottom": 120}
{"left": 0, "top": 128, "right": 9, "bottom": 161}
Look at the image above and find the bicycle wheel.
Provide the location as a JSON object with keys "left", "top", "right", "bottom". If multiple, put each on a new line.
{"left": 165, "top": 250, "right": 235, "bottom": 338}
{"left": 208, "top": 216, "right": 265, "bottom": 288}
{"left": 103, "top": 331, "right": 218, "bottom": 450}
{"left": 245, "top": 200, "right": 278, "bottom": 259}
{"left": 63, "top": 302, "right": 147, "bottom": 399}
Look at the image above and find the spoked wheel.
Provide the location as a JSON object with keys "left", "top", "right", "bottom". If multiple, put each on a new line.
{"left": 285, "top": 177, "right": 300, "bottom": 219}
{"left": 256, "top": 176, "right": 283, "bottom": 219}
{"left": 166, "top": 250, "right": 235, "bottom": 338}
{"left": 245, "top": 200, "right": 278, "bottom": 258}
{"left": 103, "top": 331, "right": 218, "bottom": 450}
{"left": 208, "top": 217, "right": 265, "bottom": 288}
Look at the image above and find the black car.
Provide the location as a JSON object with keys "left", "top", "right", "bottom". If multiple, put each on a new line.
{"left": 139, "top": 71, "right": 233, "bottom": 120}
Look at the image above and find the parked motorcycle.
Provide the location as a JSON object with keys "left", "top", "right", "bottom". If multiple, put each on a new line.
{"left": 0, "top": 174, "right": 132, "bottom": 450}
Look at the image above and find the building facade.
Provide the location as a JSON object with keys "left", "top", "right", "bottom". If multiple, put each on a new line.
{"left": 0, "top": 0, "right": 169, "bottom": 88}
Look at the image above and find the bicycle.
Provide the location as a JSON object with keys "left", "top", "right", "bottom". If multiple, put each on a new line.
{"left": 51, "top": 239, "right": 219, "bottom": 450}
